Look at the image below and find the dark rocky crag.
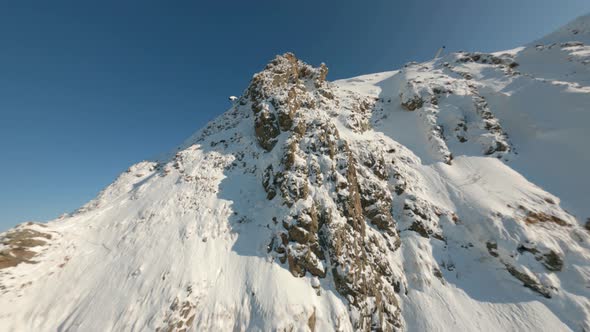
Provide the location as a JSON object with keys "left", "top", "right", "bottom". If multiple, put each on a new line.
{"left": 247, "top": 53, "right": 403, "bottom": 331}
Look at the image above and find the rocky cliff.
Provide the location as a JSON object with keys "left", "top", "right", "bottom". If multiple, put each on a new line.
{"left": 2, "top": 14, "right": 590, "bottom": 332}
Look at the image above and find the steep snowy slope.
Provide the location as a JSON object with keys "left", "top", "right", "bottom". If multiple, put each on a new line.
{"left": 1, "top": 14, "right": 590, "bottom": 332}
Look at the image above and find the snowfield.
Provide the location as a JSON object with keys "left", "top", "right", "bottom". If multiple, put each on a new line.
{"left": 1, "top": 13, "right": 590, "bottom": 332}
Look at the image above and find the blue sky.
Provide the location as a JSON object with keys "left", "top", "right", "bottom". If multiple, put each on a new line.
{"left": 1, "top": 0, "right": 589, "bottom": 230}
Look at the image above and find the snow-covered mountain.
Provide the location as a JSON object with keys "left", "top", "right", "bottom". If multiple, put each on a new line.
{"left": 1, "top": 14, "right": 590, "bottom": 332}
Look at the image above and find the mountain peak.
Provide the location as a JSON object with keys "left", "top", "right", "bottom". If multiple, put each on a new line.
{"left": 244, "top": 53, "right": 330, "bottom": 151}
{"left": 2, "top": 17, "right": 590, "bottom": 332}
{"left": 259, "top": 52, "right": 328, "bottom": 86}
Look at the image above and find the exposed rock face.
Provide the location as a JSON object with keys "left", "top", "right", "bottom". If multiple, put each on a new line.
{"left": 541, "top": 250, "right": 564, "bottom": 271}
{"left": 505, "top": 263, "right": 552, "bottom": 298}
{"left": 400, "top": 95, "right": 424, "bottom": 111}
{"left": 156, "top": 285, "right": 197, "bottom": 332}
{"left": 392, "top": 57, "right": 516, "bottom": 164}
{"left": 245, "top": 52, "right": 589, "bottom": 331}
{"left": 247, "top": 53, "right": 326, "bottom": 152}
{"left": 254, "top": 54, "right": 403, "bottom": 330}
{"left": 241, "top": 52, "right": 588, "bottom": 330}
{"left": 254, "top": 105, "right": 280, "bottom": 151}
{"left": 3, "top": 20, "right": 590, "bottom": 329}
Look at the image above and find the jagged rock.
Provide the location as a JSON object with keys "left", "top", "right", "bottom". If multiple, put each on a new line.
{"left": 286, "top": 248, "right": 306, "bottom": 277}
{"left": 359, "top": 179, "right": 395, "bottom": 234}
{"left": 517, "top": 244, "right": 563, "bottom": 272}
{"left": 408, "top": 221, "right": 430, "bottom": 238}
{"left": 254, "top": 105, "right": 280, "bottom": 151}
{"left": 318, "top": 88, "right": 334, "bottom": 99}
{"left": 316, "top": 63, "right": 328, "bottom": 87}
{"left": 276, "top": 87, "right": 299, "bottom": 131}
{"left": 247, "top": 53, "right": 317, "bottom": 151}
{"left": 338, "top": 151, "right": 366, "bottom": 236}
{"left": 277, "top": 143, "right": 309, "bottom": 206}
{"left": 4, "top": 17, "right": 590, "bottom": 329}
{"left": 287, "top": 226, "right": 309, "bottom": 244}
{"left": 262, "top": 165, "right": 277, "bottom": 200}
{"left": 505, "top": 264, "right": 552, "bottom": 298}
{"left": 486, "top": 241, "right": 499, "bottom": 257}
{"left": 541, "top": 251, "right": 564, "bottom": 271}
{"left": 400, "top": 95, "right": 424, "bottom": 111}
{"left": 519, "top": 206, "right": 569, "bottom": 226}
{"left": 247, "top": 58, "right": 406, "bottom": 328}
{"left": 361, "top": 150, "right": 388, "bottom": 180}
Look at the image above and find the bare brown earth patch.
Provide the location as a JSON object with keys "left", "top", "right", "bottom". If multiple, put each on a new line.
{"left": 517, "top": 205, "right": 569, "bottom": 226}
{"left": 0, "top": 225, "right": 52, "bottom": 270}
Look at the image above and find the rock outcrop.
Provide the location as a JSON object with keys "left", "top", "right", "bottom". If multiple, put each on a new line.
{"left": 255, "top": 54, "right": 403, "bottom": 330}
{"left": 2, "top": 14, "right": 590, "bottom": 329}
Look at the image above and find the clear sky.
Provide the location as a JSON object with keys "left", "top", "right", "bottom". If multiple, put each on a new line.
{"left": 1, "top": 0, "right": 589, "bottom": 230}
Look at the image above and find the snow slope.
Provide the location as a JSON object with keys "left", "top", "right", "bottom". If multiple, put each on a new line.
{"left": 1, "top": 13, "right": 589, "bottom": 332}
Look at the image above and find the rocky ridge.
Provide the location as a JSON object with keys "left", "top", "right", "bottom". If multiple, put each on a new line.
{"left": 1, "top": 14, "right": 590, "bottom": 332}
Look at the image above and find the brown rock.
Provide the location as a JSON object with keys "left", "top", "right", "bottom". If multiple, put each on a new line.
{"left": 505, "top": 264, "right": 551, "bottom": 298}
{"left": 541, "top": 251, "right": 563, "bottom": 271}
{"left": 254, "top": 110, "right": 280, "bottom": 151}
{"left": 401, "top": 95, "right": 424, "bottom": 111}
{"left": 307, "top": 308, "right": 317, "bottom": 332}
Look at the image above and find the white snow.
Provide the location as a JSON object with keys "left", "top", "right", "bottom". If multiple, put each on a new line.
{"left": 1, "top": 13, "right": 590, "bottom": 332}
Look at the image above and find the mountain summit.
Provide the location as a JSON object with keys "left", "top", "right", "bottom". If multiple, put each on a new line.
{"left": 1, "top": 14, "right": 590, "bottom": 332}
